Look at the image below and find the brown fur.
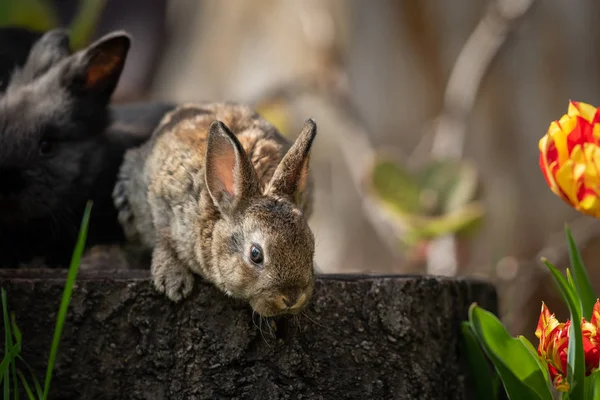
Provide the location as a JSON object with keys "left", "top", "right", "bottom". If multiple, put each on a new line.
{"left": 113, "top": 102, "right": 316, "bottom": 316}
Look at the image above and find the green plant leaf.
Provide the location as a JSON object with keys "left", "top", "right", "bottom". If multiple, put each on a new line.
{"left": 3, "top": 288, "right": 12, "bottom": 400}
{"left": 461, "top": 321, "right": 497, "bottom": 399}
{"left": 370, "top": 158, "right": 423, "bottom": 216}
{"left": 468, "top": 303, "right": 553, "bottom": 400}
{"left": 69, "top": 0, "right": 107, "bottom": 50}
{"left": 417, "top": 159, "right": 480, "bottom": 214}
{"left": 542, "top": 258, "right": 585, "bottom": 399}
{"left": 10, "top": 316, "right": 20, "bottom": 400}
{"left": 585, "top": 370, "right": 600, "bottom": 400}
{"left": 11, "top": 319, "right": 41, "bottom": 399}
{"left": 0, "top": 0, "right": 58, "bottom": 32}
{"left": 406, "top": 201, "right": 485, "bottom": 241}
{"left": 15, "top": 357, "right": 41, "bottom": 400}
{"left": 517, "top": 335, "right": 551, "bottom": 390}
{"left": 42, "top": 201, "right": 93, "bottom": 400}
{"left": 16, "top": 370, "right": 35, "bottom": 400}
{"left": 0, "top": 342, "right": 19, "bottom": 378}
{"left": 565, "top": 224, "right": 597, "bottom": 321}
{"left": 567, "top": 268, "right": 576, "bottom": 290}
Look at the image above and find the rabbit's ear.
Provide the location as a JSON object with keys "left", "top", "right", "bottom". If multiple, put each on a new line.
{"left": 267, "top": 118, "right": 317, "bottom": 204}
{"left": 205, "top": 120, "right": 260, "bottom": 215}
{"left": 10, "top": 29, "right": 70, "bottom": 86}
{"left": 64, "top": 31, "right": 130, "bottom": 101}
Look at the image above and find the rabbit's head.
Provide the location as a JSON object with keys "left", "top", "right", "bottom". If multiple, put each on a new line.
{"left": 0, "top": 29, "right": 130, "bottom": 224}
{"left": 203, "top": 119, "right": 317, "bottom": 317}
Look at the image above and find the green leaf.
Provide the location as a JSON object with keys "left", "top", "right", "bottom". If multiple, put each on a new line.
{"left": 567, "top": 269, "right": 575, "bottom": 290}
{"left": 417, "top": 159, "right": 479, "bottom": 214}
{"left": 42, "top": 201, "right": 92, "bottom": 400}
{"left": 9, "top": 316, "right": 20, "bottom": 348}
{"left": 370, "top": 158, "right": 423, "bottom": 216}
{"left": 468, "top": 304, "right": 553, "bottom": 400}
{"left": 69, "top": 0, "right": 107, "bottom": 50}
{"left": 10, "top": 316, "right": 20, "bottom": 400}
{"left": 0, "top": 343, "right": 19, "bottom": 381}
{"left": 585, "top": 370, "right": 600, "bottom": 400}
{"left": 517, "top": 335, "right": 550, "bottom": 385}
{"left": 565, "top": 224, "right": 597, "bottom": 321}
{"left": 406, "top": 202, "right": 485, "bottom": 241}
{"left": 0, "top": 0, "right": 58, "bottom": 32}
{"left": 461, "top": 321, "right": 497, "bottom": 400}
{"left": 16, "top": 370, "right": 35, "bottom": 400}
{"left": 3, "top": 288, "right": 12, "bottom": 400}
{"left": 542, "top": 258, "right": 585, "bottom": 399}
{"left": 16, "top": 357, "right": 41, "bottom": 399}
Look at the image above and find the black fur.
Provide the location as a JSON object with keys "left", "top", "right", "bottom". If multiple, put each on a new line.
{"left": 0, "top": 29, "right": 173, "bottom": 268}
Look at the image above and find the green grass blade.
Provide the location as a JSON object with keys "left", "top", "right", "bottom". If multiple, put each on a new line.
{"left": 461, "top": 321, "right": 497, "bottom": 399}
{"left": 0, "top": 0, "right": 58, "bottom": 32}
{"left": 9, "top": 317, "right": 20, "bottom": 348}
{"left": 0, "top": 343, "right": 18, "bottom": 378}
{"left": 15, "top": 358, "right": 41, "bottom": 400}
{"left": 15, "top": 371, "right": 35, "bottom": 400}
{"left": 3, "top": 289, "right": 12, "bottom": 400}
{"left": 9, "top": 316, "right": 20, "bottom": 400}
{"left": 542, "top": 258, "right": 585, "bottom": 399}
{"left": 69, "top": 0, "right": 107, "bottom": 50}
{"left": 42, "top": 201, "right": 92, "bottom": 400}
{"left": 565, "top": 224, "right": 597, "bottom": 321}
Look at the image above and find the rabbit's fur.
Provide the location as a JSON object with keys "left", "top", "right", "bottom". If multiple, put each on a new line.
{"left": 114, "top": 103, "right": 317, "bottom": 317}
{"left": 0, "top": 29, "right": 140, "bottom": 267}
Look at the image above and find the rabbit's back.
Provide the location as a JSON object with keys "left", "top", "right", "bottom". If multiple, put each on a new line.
{"left": 114, "top": 102, "right": 292, "bottom": 248}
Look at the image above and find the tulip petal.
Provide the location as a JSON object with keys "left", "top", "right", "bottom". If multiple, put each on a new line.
{"left": 552, "top": 118, "right": 573, "bottom": 165}
{"left": 570, "top": 101, "right": 598, "bottom": 124}
{"left": 567, "top": 117, "right": 596, "bottom": 154}
{"left": 536, "top": 302, "right": 552, "bottom": 339}
{"left": 592, "top": 300, "right": 600, "bottom": 329}
{"left": 555, "top": 159, "right": 581, "bottom": 206}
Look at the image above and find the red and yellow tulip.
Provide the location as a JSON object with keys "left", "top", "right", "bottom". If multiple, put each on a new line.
{"left": 536, "top": 301, "right": 600, "bottom": 392}
{"left": 539, "top": 101, "right": 600, "bottom": 217}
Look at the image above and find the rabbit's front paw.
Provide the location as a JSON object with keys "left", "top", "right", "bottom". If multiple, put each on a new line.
{"left": 153, "top": 267, "right": 194, "bottom": 302}
{"left": 151, "top": 243, "right": 194, "bottom": 302}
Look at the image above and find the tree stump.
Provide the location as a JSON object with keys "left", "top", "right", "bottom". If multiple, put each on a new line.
{"left": 0, "top": 269, "right": 497, "bottom": 400}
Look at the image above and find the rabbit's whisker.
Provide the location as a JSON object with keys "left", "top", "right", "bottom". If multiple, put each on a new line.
{"left": 264, "top": 316, "right": 274, "bottom": 338}
{"left": 301, "top": 309, "right": 325, "bottom": 329}
{"left": 258, "top": 316, "right": 271, "bottom": 347}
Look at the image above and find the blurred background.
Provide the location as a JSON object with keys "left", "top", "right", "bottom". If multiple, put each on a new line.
{"left": 4, "top": 0, "right": 600, "bottom": 343}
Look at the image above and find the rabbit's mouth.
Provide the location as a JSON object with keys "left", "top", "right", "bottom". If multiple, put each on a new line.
{"left": 0, "top": 194, "right": 50, "bottom": 223}
{"left": 250, "top": 291, "right": 310, "bottom": 317}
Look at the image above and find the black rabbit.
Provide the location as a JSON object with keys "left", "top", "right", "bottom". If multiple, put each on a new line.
{"left": 0, "top": 28, "right": 172, "bottom": 268}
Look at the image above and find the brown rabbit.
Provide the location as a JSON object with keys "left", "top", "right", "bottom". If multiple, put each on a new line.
{"left": 114, "top": 103, "right": 317, "bottom": 317}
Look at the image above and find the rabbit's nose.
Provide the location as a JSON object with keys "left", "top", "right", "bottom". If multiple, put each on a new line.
{"left": 281, "top": 295, "right": 292, "bottom": 308}
{"left": 279, "top": 291, "right": 307, "bottom": 310}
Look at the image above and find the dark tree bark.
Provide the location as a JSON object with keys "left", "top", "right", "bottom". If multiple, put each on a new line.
{"left": 0, "top": 270, "right": 497, "bottom": 400}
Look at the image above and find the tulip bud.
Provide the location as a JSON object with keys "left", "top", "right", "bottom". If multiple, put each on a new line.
{"left": 535, "top": 300, "right": 600, "bottom": 392}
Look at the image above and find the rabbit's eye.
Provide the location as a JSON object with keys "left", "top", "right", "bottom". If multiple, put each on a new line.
{"left": 39, "top": 139, "right": 55, "bottom": 156}
{"left": 249, "top": 244, "right": 264, "bottom": 265}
